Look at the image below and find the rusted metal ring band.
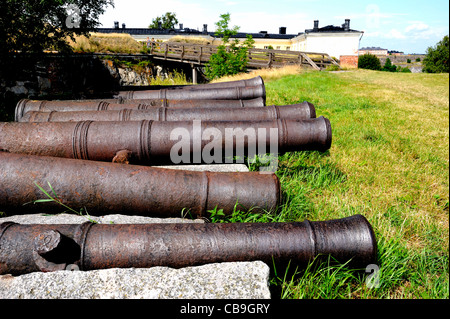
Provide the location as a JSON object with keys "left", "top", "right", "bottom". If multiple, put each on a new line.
{"left": 38, "top": 101, "right": 47, "bottom": 112}
{"left": 277, "top": 119, "right": 287, "bottom": 149}
{"left": 47, "top": 111, "right": 56, "bottom": 122}
{"left": 97, "top": 101, "right": 110, "bottom": 111}
{"left": 0, "top": 222, "right": 16, "bottom": 243}
{"left": 138, "top": 120, "right": 152, "bottom": 161}
{"left": 119, "top": 109, "right": 132, "bottom": 121}
{"left": 270, "top": 105, "right": 280, "bottom": 120}
{"left": 303, "top": 219, "right": 317, "bottom": 258}
{"left": 236, "top": 87, "right": 242, "bottom": 100}
{"left": 72, "top": 120, "right": 93, "bottom": 160}
{"left": 15, "top": 99, "right": 28, "bottom": 122}
{"left": 126, "top": 91, "right": 134, "bottom": 99}
{"left": 73, "top": 221, "right": 95, "bottom": 271}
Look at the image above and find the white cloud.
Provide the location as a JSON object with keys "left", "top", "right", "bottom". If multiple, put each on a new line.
{"left": 385, "top": 28, "right": 406, "bottom": 39}
{"left": 405, "top": 21, "right": 430, "bottom": 33}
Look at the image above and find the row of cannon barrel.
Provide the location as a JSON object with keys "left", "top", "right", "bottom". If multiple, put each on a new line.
{"left": 0, "top": 76, "right": 377, "bottom": 276}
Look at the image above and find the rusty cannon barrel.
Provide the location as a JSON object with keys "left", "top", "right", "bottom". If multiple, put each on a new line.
{"left": 15, "top": 97, "right": 266, "bottom": 120}
{"left": 18, "top": 103, "right": 316, "bottom": 123}
{"left": 0, "top": 215, "right": 377, "bottom": 276}
{"left": 116, "top": 75, "right": 264, "bottom": 91}
{"left": 0, "top": 117, "right": 331, "bottom": 165}
{"left": 113, "top": 84, "right": 266, "bottom": 102}
{"left": 0, "top": 152, "right": 281, "bottom": 217}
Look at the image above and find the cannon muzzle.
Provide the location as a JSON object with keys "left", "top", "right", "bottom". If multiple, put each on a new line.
{"left": 0, "top": 215, "right": 377, "bottom": 276}
{"left": 0, "top": 152, "right": 281, "bottom": 217}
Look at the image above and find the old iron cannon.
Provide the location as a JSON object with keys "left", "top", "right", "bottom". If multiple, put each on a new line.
{"left": 114, "top": 75, "right": 265, "bottom": 94}
{"left": 17, "top": 103, "right": 316, "bottom": 123}
{"left": 0, "top": 152, "right": 281, "bottom": 217}
{"left": 113, "top": 84, "right": 266, "bottom": 102}
{"left": 0, "top": 117, "right": 331, "bottom": 165}
{"left": 0, "top": 215, "right": 377, "bottom": 276}
{"left": 15, "top": 97, "right": 266, "bottom": 121}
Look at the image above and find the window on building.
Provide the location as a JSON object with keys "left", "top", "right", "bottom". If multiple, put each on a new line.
{"left": 276, "top": 46, "right": 281, "bottom": 50}
{"left": 286, "top": 46, "right": 290, "bottom": 50}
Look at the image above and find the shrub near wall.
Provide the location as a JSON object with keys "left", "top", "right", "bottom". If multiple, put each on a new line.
{"left": 358, "top": 53, "right": 382, "bottom": 71}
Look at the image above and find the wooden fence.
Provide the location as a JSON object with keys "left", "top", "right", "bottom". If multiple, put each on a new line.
{"left": 148, "top": 42, "right": 340, "bottom": 70}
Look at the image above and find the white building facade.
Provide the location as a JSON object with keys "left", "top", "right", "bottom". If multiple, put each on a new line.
{"left": 291, "top": 20, "right": 364, "bottom": 60}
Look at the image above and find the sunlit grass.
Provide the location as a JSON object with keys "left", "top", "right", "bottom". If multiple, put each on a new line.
{"left": 217, "top": 69, "right": 448, "bottom": 299}
{"left": 67, "top": 32, "right": 143, "bottom": 54}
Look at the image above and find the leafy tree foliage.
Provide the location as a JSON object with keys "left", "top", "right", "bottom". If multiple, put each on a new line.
{"left": 382, "top": 58, "right": 397, "bottom": 72}
{"left": 423, "top": 35, "right": 449, "bottom": 73}
{"left": 0, "top": 0, "right": 113, "bottom": 56}
{"left": 148, "top": 12, "right": 178, "bottom": 29}
{"left": 358, "top": 53, "right": 381, "bottom": 70}
{"left": 204, "top": 13, "right": 254, "bottom": 80}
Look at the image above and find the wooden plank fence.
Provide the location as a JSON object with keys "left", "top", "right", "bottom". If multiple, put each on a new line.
{"left": 148, "top": 42, "right": 340, "bottom": 70}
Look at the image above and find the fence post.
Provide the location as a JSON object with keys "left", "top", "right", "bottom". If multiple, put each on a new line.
{"left": 268, "top": 52, "right": 274, "bottom": 68}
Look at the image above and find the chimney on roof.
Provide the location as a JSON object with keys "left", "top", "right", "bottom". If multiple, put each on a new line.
{"left": 279, "top": 27, "right": 286, "bottom": 34}
{"left": 122, "top": 23, "right": 126, "bottom": 29}
{"left": 114, "top": 21, "right": 119, "bottom": 29}
{"left": 313, "top": 20, "right": 319, "bottom": 31}
{"left": 179, "top": 23, "right": 183, "bottom": 29}
{"left": 203, "top": 24, "right": 208, "bottom": 34}
{"left": 344, "top": 19, "right": 350, "bottom": 31}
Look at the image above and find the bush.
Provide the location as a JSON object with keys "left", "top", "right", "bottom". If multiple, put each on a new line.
{"left": 397, "top": 66, "right": 412, "bottom": 73}
{"left": 205, "top": 13, "right": 254, "bottom": 80}
{"left": 382, "top": 58, "right": 397, "bottom": 72}
{"left": 407, "top": 59, "right": 411, "bottom": 63}
{"left": 423, "top": 35, "right": 449, "bottom": 73}
{"left": 358, "top": 54, "right": 381, "bottom": 70}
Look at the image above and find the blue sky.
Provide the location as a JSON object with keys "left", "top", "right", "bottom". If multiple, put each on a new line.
{"left": 99, "top": 0, "right": 449, "bottom": 53}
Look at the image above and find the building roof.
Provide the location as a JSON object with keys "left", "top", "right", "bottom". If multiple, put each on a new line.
{"left": 305, "top": 25, "right": 361, "bottom": 33}
{"left": 95, "top": 19, "right": 361, "bottom": 40}
{"left": 95, "top": 27, "right": 299, "bottom": 39}
{"left": 360, "top": 47, "right": 388, "bottom": 50}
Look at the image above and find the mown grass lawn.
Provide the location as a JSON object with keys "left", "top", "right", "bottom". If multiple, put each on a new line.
{"left": 214, "top": 69, "right": 449, "bottom": 299}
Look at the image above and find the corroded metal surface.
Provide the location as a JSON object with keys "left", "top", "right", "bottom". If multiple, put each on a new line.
{"left": 114, "top": 85, "right": 266, "bottom": 102}
{"left": 0, "top": 117, "right": 331, "bottom": 164}
{"left": 0, "top": 215, "right": 377, "bottom": 276}
{"left": 18, "top": 103, "right": 316, "bottom": 123}
{"left": 116, "top": 76, "right": 264, "bottom": 91}
{"left": 15, "top": 97, "right": 266, "bottom": 120}
{"left": 0, "top": 152, "right": 280, "bottom": 216}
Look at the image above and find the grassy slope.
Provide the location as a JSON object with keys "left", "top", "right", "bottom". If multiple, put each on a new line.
{"left": 214, "top": 69, "right": 449, "bottom": 299}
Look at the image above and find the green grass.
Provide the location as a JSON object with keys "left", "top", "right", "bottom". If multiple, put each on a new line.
{"left": 211, "top": 69, "right": 449, "bottom": 299}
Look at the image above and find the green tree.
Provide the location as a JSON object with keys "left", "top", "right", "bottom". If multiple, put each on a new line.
{"left": 382, "top": 58, "right": 397, "bottom": 72}
{"left": 358, "top": 53, "right": 381, "bottom": 70}
{"left": 148, "top": 12, "right": 178, "bottom": 29}
{"left": 205, "top": 13, "right": 254, "bottom": 80}
{"left": 0, "top": 0, "right": 113, "bottom": 57}
{"left": 423, "top": 35, "right": 449, "bottom": 73}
